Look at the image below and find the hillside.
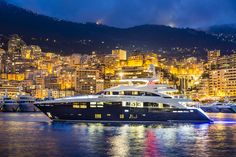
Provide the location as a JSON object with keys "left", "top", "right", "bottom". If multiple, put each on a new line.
{"left": 1, "top": 1, "right": 236, "bottom": 56}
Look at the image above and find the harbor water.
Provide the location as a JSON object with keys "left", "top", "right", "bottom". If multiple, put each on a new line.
{"left": 0, "top": 113, "right": 236, "bottom": 157}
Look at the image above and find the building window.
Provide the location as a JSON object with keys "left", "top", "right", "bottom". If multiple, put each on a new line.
{"left": 95, "top": 114, "right": 102, "bottom": 119}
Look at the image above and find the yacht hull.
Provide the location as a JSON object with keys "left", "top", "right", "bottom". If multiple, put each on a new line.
{"left": 201, "top": 106, "right": 236, "bottom": 113}
{"left": 18, "top": 103, "right": 39, "bottom": 112}
{"left": 35, "top": 103, "right": 212, "bottom": 123}
{"left": 2, "top": 104, "right": 19, "bottom": 112}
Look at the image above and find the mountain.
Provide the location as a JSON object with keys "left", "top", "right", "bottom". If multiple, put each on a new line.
{"left": 203, "top": 24, "right": 236, "bottom": 45}
{"left": 205, "top": 24, "right": 236, "bottom": 35}
{"left": 1, "top": 0, "right": 236, "bottom": 57}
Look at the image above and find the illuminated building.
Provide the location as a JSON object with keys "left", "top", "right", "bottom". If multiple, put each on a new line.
{"left": 128, "top": 54, "right": 144, "bottom": 67}
{"left": 1, "top": 73, "right": 25, "bottom": 81}
{"left": 204, "top": 53, "right": 236, "bottom": 98}
{"left": 212, "top": 54, "right": 236, "bottom": 69}
{"left": 0, "top": 48, "right": 5, "bottom": 73}
{"left": 30, "top": 45, "right": 42, "bottom": 58}
{"left": 104, "top": 54, "right": 119, "bottom": 75}
{"left": 209, "top": 68, "right": 236, "bottom": 97}
{"left": 57, "top": 67, "right": 76, "bottom": 90}
{"left": 8, "top": 34, "right": 26, "bottom": 54}
{"left": 115, "top": 66, "right": 153, "bottom": 79}
{"left": 207, "top": 50, "right": 221, "bottom": 70}
{"left": 75, "top": 69, "right": 104, "bottom": 94}
{"left": 112, "top": 49, "right": 127, "bottom": 60}
{"left": 21, "top": 46, "right": 32, "bottom": 59}
{"left": 197, "top": 78, "right": 209, "bottom": 100}
{"left": 34, "top": 88, "right": 75, "bottom": 99}
{"left": 143, "top": 52, "right": 158, "bottom": 67}
{"left": 21, "top": 45, "right": 41, "bottom": 60}
{"left": 208, "top": 50, "right": 220, "bottom": 63}
{"left": 45, "top": 74, "right": 59, "bottom": 89}
{"left": 0, "top": 79, "right": 24, "bottom": 98}
{"left": 69, "top": 54, "right": 81, "bottom": 66}
{"left": 35, "top": 73, "right": 46, "bottom": 89}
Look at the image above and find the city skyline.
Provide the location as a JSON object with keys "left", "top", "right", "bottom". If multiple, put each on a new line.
{"left": 6, "top": 0, "right": 236, "bottom": 28}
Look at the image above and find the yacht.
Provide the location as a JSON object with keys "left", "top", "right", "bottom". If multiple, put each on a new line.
{"left": 17, "top": 95, "right": 38, "bottom": 112}
{"left": 35, "top": 78, "right": 212, "bottom": 123}
{"left": 1, "top": 94, "right": 19, "bottom": 112}
{"left": 200, "top": 102, "right": 236, "bottom": 113}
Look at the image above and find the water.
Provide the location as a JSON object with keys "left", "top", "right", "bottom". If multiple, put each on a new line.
{"left": 0, "top": 113, "right": 236, "bottom": 157}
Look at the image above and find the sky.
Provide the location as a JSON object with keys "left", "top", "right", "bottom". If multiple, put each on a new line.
{"left": 6, "top": 0, "right": 236, "bottom": 28}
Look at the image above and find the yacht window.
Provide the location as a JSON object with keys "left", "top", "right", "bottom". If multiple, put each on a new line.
{"left": 163, "top": 104, "right": 171, "bottom": 108}
{"left": 120, "top": 114, "right": 125, "bottom": 119}
{"left": 104, "top": 91, "right": 110, "bottom": 95}
{"left": 96, "top": 91, "right": 104, "bottom": 95}
{"left": 163, "top": 96, "right": 172, "bottom": 99}
{"left": 138, "top": 91, "right": 146, "bottom": 96}
{"left": 124, "top": 91, "right": 132, "bottom": 95}
{"left": 112, "top": 92, "right": 119, "bottom": 95}
{"left": 144, "top": 102, "right": 159, "bottom": 107}
{"left": 95, "top": 114, "right": 102, "bottom": 119}
{"left": 104, "top": 102, "right": 112, "bottom": 105}
{"left": 132, "top": 91, "right": 138, "bottom": 95}
{"left": 106, "top": 102, "right": 122, "bottom": 106}
{"left": 145, "top": 92, "right": 161, "bottom": 97}
{"left": 144, "top": 102, "right": 171, "bottom": 108}
{"left": 120, "top": 91, "right": 124, "bottom": 95}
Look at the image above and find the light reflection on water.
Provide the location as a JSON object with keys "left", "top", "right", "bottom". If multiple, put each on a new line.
{"left": 0, "top": 113, "right": 236, "bottom": 157}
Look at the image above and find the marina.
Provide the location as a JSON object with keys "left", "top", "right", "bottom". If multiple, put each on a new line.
{"left": 0, "top": 112, "right": 236, "bottom": 157}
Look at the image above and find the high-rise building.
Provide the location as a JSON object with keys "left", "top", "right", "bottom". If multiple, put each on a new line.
{"left": 0, "top": 48, "right": 5, "bottom": 73}
{"left": 207, "top": 50, "right": 220, "bottom": 64}
{"left": 45, "top": 74, "right": 59, "bottom": 89}
{"left": 209, "top": 68, "right": 236, "bottom": 97}
{"left": 75, "top": 69, "right": 104, "bottom": 94}
{"left": 197, "top": 78, "right": 209, "bottom": 100}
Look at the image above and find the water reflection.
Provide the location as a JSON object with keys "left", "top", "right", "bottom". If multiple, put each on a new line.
{"left": 1, "top": 113, "right": 236, "bottom": 157}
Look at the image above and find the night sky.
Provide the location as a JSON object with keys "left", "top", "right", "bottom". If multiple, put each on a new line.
{"left": 7, "top": 0, "right": 236, "bottom": 28}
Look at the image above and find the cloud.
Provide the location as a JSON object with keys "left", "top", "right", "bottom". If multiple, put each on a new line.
{"left": 6, "top": 0, "right": 236, "bottom": 28}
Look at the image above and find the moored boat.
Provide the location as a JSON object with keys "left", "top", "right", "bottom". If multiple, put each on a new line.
{"left": 201, "top": 102, "right": 236, "bottom": 113}
{"left": 35, "top": 78, "right": 212, "bottom": 123}
{"left": 17, "top": 95, "right": 38, "bottom": 112}
{"left": 1, "top": 94, "right": 19, "bottom": 112}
